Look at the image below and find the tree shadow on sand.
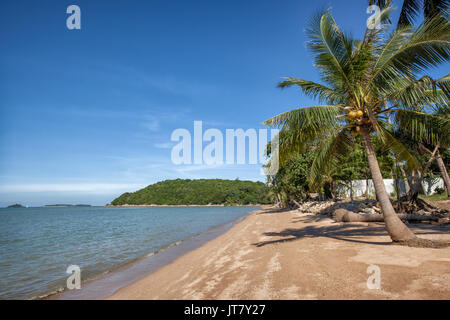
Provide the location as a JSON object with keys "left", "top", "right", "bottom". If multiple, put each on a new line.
{"left": 252, "top": 216, "right": 449, "bottom": 247}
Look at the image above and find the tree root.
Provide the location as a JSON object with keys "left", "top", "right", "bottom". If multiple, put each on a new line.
{"left": 392, "top": 238, "right": 450, "bottom": 248}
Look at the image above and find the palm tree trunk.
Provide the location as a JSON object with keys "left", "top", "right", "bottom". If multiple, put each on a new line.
{"left": 349, "top": 181, "right": 354, "bottom": 201}
{"left": 393, "top": 166, "right": 400, "bottom": 201}
{"left": 330, "top": 180, "right": 336, "bottom": 200}
{"left": 361, "top": 127, "right": 417, "bottom": 243}
{"left": 435, "top": 150, "right": 450, "bottom": 197}
{"left": 277, "top": 194, "right": 282, "bottom": 208}
{"left": 410, "top": 145, "right": 439, "bottom": 201}
{"left": 365, "top": 171, "right": 369, "bottom": 200}
{"left": 397, "top": 161, "right": 411, "bottom": 196}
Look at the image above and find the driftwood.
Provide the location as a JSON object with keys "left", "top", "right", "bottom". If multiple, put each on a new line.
{"left": 333, "top": 209, "right": 438, "bottom": 223}
{"left": 393, "top": 198, "right": 437, "bottom": 213}
{"left": 291, "top": 198, "right": 302, "bottom": 208}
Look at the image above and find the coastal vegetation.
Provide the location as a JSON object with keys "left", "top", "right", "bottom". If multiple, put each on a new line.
{"left": 111, "top": 179, "right": 271, "bottom": 206}
{"left": 264, "top": 6, "right": 449, "bottom": 246}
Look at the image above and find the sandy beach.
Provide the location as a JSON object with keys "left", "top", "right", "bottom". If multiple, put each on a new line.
{"left": 107, "top": 206, "right": 450, "bottom": 300}
{"left": 105, "top": 204, "right": 262, "bottom": 207}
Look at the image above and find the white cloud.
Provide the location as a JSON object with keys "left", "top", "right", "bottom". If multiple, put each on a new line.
{"left": 142, "top": 118, "right": 160, "bottom": 132}
{"left": 0, "top": 183, "right": 145, "bottom": 194}
{"left": 154, "top": 142, "right": 173, "bottom": 149}
{"left": 175, "top": 164, "right": 225, "bottom": 173}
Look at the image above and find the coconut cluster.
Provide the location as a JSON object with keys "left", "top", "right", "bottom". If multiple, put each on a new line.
{"left": 344, "top": 107, "right": 366, "bottom": 135}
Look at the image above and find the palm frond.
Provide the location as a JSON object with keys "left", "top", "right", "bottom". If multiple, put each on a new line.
{"left": 264, "top": 106, "right": 344, "bottom": 166}
{"left": 276, "top": 128, "right": 318, "bottom": 166}
{"left": 433, "top": 103, "right": 450, "bottom": 117}
{"left": 263, "top": 105, "right": 343, "bottom": 129}
{"left": 369, "top": 0, "right": 392, "bottom": 9}
{"left": 369, "top": 14, "right": 450, "bottom": 92}
{"left": 309, "top": 129, "right": 355, "bottom": 191}
{"left": 277, "top": 77, "right": 345, "bottom": 104}
{"left": 396, "top": 0, "right": 449, "bottom": 27}
{"left": 424, "top": 0, "right": 450, "bottom": 21}
{"left": 395, "top": 109, "right": 450, "bottom": 146}
{"left": 397, "top": 0, "right": 421, "bottom": 27}
{"left": 306, "top": 10, "right": 355, "bottom": 94}
{"left": 376, "top": 121, "right": 420, "bottom": 170}
{"left": 386, "top": 75, "right": 450, "bottom": 108}
{"left": 436, "top": 73, "right": 450, "bottom": 98}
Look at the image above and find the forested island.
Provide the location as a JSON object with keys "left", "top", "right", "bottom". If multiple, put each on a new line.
{"left": 7, "top": 204, "right": 24, "bottom": 208}
{"left": 110, "top": 179, "right": 271, "bottom": 206}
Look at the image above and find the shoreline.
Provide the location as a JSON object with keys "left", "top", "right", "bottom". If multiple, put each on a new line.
{"left": 48, "top": 206, "right": 260, "bottom": 300}
{"left": 105, "top": 204, "right": 266, "bottom": 208}
{"left": 107, "top": 206, "right": 450, "bottom": 300}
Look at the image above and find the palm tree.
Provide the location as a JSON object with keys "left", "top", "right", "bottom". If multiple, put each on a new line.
{"left": 370, "top": 0, "right": 450, "bottom": 197}
{"left": 370, "top": 0, "right": 449, "bottom": 27}
{"left": 264, "top": 8, "right": 450, "bottom": 246}
{"left": 394, "top": 74, "right": 450, "bottom": 199}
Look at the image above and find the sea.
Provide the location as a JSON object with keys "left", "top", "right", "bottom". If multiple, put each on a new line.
{"left": 0, "top": 206, "right": 257, "bottom": 299}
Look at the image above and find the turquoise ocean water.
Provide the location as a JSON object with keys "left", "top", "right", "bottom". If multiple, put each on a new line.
{"left": 0, "top": 206, "right": 257, "bottom": 299}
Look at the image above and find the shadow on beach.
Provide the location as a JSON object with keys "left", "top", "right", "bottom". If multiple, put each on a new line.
{"left": 252, "top": 212, "right": 450, "bottom": 247}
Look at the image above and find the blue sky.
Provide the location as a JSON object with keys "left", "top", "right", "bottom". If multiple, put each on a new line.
{"left": 0, "top": 0, "right": 446, "bottom": 206}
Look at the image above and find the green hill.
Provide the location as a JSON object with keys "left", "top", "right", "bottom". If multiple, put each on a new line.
{"left": 111, "top": 179, "right": 271, "bottom": 206}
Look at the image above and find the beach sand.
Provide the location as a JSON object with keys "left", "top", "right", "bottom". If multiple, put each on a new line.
{"left": 107, "top": 206, "right": 450, "bottom": 300}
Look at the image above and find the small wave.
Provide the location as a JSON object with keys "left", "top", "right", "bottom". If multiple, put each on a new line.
{"left": 162, "top": 240, "right": 183, "bottom": 250}
{"left": 146, "top": 240, "right": 183, "bottom": 257}
{"left": 30, "top": 287, "right": 65, "bottom": 300}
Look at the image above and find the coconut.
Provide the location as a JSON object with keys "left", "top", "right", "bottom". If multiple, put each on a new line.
{"left": 356, "top": 110, "right": 363, "bottom": 118}
{"left": 349, "top": 111, "right": 357, "bottom": 119}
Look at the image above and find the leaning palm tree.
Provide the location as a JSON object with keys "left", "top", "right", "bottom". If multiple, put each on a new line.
{"left": 264, "top": 8, "right": 450, "bottom": 246}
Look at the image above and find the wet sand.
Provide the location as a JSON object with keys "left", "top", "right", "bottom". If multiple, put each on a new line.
{"left": 107, "top": 206, "right": 450, "bottom": 300}
{"left": 49, "top": 213, "right": 251, "bottom": 300}
{"left": 105, "top": 204, "right": 263, "bottom": 207}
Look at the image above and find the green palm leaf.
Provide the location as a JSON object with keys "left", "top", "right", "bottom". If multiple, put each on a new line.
{"left": 263, "top": 105, "right": 343, "bottom": 129}
{"left": 369, "top": 14, "right": 450, "bottom": 92}
{"left": 309, "top": 129, "right": 355, "bottom": 190}
{"left": 277, "top": 77, "right": 345, "bottom": 104}
{"left": 386, "top": 75, "right": 450, "bottom": 107}
{"left": 376, "top": 121, "right": 420, "bottom": 170}
{"left": 306, "top": 10, "right": 355, "bottom": 94}
{"left": 395, "top": 109, "right": 450, "bottom": 146}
